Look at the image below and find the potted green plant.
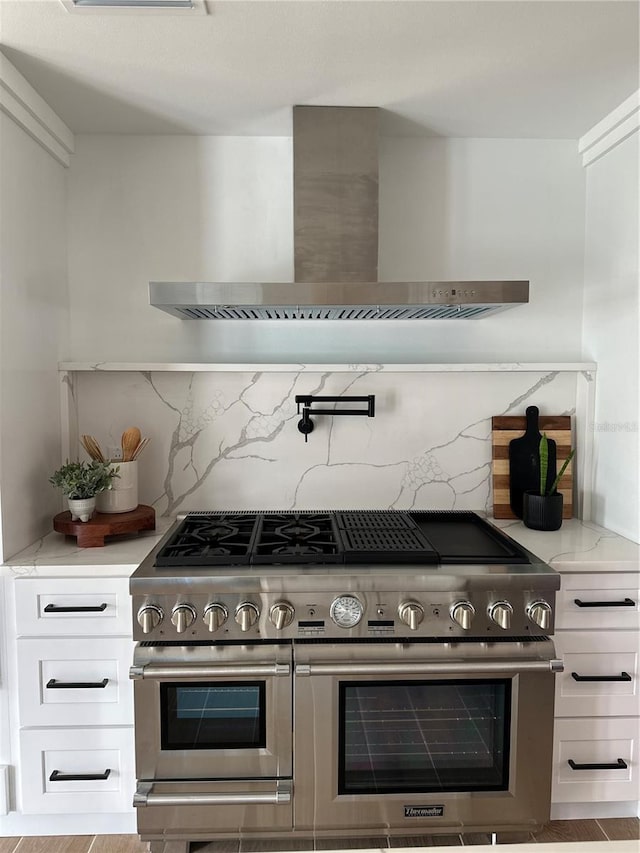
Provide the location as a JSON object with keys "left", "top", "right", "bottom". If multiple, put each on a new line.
{"left": 49, "top": 460, "right": 120, "bottom": 522}
{"left": 523, "top": 434, "right": 575, "bottom": 531}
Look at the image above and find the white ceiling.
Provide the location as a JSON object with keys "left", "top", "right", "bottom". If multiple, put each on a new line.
{"left": 0, "top": 0, "right": 638, "bottom": 138}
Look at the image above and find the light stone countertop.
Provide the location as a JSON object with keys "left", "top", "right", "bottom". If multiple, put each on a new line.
{"left": 489, "top": 517, "right": 639, "bottom": 572}
{"left": 1, "top": 515, "right": 174, "bottom": 576}
{"left": 324, "top": 844, "right": 637, "bottom": 853}
{"left": 2, "top": 513, "right": 637, "bottom": 577}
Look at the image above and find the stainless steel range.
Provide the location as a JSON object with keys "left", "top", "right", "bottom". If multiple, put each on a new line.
{"left": 130, "top": 510, "right": 562, "bottom": 852}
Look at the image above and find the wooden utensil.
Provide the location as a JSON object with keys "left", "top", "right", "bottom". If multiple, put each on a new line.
{"left": 130, "top": 436, "right": 150, "bottom": 461}
{"left": 81, "top": 434, "right": 105, "bottom": 462}
{"left": 121, "top": 427, "right": 142, "bottom": 462}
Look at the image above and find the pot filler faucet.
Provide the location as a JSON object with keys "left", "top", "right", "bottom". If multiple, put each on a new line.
{"left": 295, "top": 395, "right": 376, "bottom": 441}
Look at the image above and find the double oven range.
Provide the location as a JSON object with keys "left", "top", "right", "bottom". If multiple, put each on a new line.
{"left": 130, "top": 510, "right": 562, "bottom": 850}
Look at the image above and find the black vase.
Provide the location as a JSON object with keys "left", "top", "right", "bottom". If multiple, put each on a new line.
{"left": 523, "top": 491, "right": 563, "bottom": 531}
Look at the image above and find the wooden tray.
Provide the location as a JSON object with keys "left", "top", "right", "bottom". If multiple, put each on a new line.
{"left": 53, "top": 504, "right": 155, "bottom": 547}
{"left": 492, "top": 416, "right": 573, "bottom": 520}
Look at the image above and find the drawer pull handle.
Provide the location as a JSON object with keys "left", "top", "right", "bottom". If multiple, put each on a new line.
{"left": 49, "top": 769, "right": 111, "bottom": 782}
{"left": 574, "top": 598, "right": 635, "bottom": 608}
{"left": 568, "top": 758, "right": 628, "bottom": 771}
{"left": 44, "top": 603, "right": 108, "bottom": 613}
{"left": 571, "top": 671, "right": 632, "bottom": 682}
{"left": 46, "top": 678, "right": 109, "bottom": 689}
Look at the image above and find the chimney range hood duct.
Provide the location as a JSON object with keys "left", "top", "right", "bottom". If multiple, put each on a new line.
{"left": 150, "top": 106, "right": 529, "bottom": 320}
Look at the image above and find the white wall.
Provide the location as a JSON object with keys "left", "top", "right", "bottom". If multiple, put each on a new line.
{"left": 379, "top": 138, "right": 586, "bottom": 361}
{"left": 0, "top": 115, "right": 68, "bottom": 561}
{"left": 67, "top": 134, "right": 586, "bottom": 363}
{"left": 583, "top": 128, "right": 639, "bottom": 542}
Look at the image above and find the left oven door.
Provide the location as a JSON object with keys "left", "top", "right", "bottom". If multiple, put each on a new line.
{"left": 131, "top": 642, "right": 292, "bottom": 780}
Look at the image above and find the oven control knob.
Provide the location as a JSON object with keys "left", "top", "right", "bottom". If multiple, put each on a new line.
{"left": 398, "top": 601, "right": 424, "bottom": 631}
{"left": 450, "top": 601, "right": 475, "bottom": 630}
{"left": 203, "top": 603, "right": 228, "bottom": 633}
{"left": 489, "top": 601, "right": 513, "bottom": 630}
{"left": 269, "top": 602, "right": 294, "bottom": 630}
{"left": 527, "top": 600, "right": 552, "bottom": 631}
{"left": 235, "top": 602, "right": 259, "bottom": 632}
{"left": 171, "top": 604, "right": 197, "bottom": 634}
{"left": 137, "top": 605, "right": 163, "bottom": 634}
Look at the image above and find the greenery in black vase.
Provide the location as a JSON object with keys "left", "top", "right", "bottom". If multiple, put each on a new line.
{"left": 538, "top": 434, "right": 575, "bottom": 496}
{"left": 49, "top": 460, "right": 120, "bottom": 499}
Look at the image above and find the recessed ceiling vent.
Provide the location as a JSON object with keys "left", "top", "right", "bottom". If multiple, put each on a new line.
{"left": 150, "top": 106, "right": 529, "bottom": 320}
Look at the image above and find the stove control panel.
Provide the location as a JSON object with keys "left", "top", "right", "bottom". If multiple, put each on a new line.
{"left": 132, "top": 592, "right": 555, "bottom": 640}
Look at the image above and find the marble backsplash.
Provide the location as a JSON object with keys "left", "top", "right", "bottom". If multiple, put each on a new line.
{"left": 65, "top": 367, "right": 587, "bottom": 518}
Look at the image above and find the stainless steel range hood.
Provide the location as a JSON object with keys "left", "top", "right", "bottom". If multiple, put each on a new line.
{"left": 150, "top": 107, "right": 529, "bottom": 320}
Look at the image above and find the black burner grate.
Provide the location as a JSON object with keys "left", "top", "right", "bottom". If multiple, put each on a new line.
{"left": 155, "top": 514, "right": 259, "bottom": 566}
{"left": 152, "top": 510, "right": 527, "bottom": 569}
{"left": 253, "top": 513, "right": 342, "bottom": 564}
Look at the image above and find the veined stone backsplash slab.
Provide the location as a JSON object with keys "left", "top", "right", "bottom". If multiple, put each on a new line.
{"left": 69, "top": 369, "right": 581, "bottom": 516}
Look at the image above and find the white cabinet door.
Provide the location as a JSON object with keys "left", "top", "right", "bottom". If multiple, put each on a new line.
{"left": 556, "top": 573, "right": 640, "bottom": 630}
{"left": 17, "top": 637, "right": 134, "bottom": 727}
{"left": 554, "top": 631, "right": 639, "bottom": 718}
{"left": 15, "top": 577, "right": 131, "bottom": 636}
{"left": 552, "top": 717, "right": 639, "bottom": 803}
{"left": 19, "top": 727, "right": 135, "bottom": 814}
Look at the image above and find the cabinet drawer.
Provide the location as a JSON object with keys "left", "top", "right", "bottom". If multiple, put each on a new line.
{"left": 19, "top": 727, "right": 135, "bottom": 814}
{"left": 556, "top": 573, "right": 640, "bottom": 630}
{"left": 554, "top": 631, "right": 639, "bottom": 718}
{"left": 552, "top": 717, "right": 639, "bottom": 803}
{"left": 17, "top": 637, "right": 134, "bottom": 727}
{"left": 15, "top": 577, "right": 131, "bottom": 637}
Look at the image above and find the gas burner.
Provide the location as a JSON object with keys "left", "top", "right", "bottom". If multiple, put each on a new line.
{"left": 273, "top": 544, "right": 325, "bottom": 557}
{"left": 276, "top": 521, "right": 322, "bottom": 539}
{"left": 253, "top": 513, "right": 342, "bottom": 564}
{"left": 191, "top": 521, "right": 241, "bottom": 541}
{"left": 155, "top": 513, "right": 259, "bottom": 566}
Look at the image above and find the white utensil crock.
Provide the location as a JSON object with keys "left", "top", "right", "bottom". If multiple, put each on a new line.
{"left": 95, "top": 461, "right": 138, "bottom": 513}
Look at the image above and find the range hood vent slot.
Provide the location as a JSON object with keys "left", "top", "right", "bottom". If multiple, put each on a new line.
{"left": 150, "top": 106, "right": 529, "bottom": 320}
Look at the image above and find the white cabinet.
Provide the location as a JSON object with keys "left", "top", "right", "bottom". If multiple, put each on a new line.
{"left": 7, "top": 573, "right": 135, "bottom": 829}
{"left": 19, "top": 727, "right": 135, "bottom": 814}
{"left": 14, "top": 577, "right": 132, "bottom": 636}
{"left": 553, "top": 717, "right": 639, "bottom": 804}
{"left": 17, "top": 636, "right": 133, "bottom": 727}
{"left": 552, "top": 568, "right": 640, "bottom": 814}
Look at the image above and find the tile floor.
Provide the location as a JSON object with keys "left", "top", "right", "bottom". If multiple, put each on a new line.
{"left": 0, "top": 821, "right": 638, "bottom": 853}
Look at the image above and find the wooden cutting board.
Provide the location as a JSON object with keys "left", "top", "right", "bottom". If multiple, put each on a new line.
{"left": 492, "top": 414, "right": 573, "bottom": 519}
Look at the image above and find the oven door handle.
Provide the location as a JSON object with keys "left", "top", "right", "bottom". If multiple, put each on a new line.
{"left": 130, "top": 663, "right": 290, "bottom": 680}
{"left": 133, "top": 780, "right": 292, "bottom": 807}
{"left": 295, "top": 659, "right": 564, "bottom": 676}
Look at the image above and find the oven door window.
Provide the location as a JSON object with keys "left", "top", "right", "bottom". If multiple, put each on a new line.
{"left": 339, "top": 679, "right": 511, "bottom": 794}
{"left": 161, "top": 681, "right": 266, "bottom": 750}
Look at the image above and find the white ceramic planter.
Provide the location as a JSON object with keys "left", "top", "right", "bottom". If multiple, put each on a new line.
{"left": 67, "top": 497, "right": 96, "bottom": 522}
{"left": 95, "top": 461, "right": 138, "bottom": 514}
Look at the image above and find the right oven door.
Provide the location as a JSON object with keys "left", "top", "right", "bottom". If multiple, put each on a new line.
{"left": 294, "top": 640, "right": 560, "bottom": 835}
